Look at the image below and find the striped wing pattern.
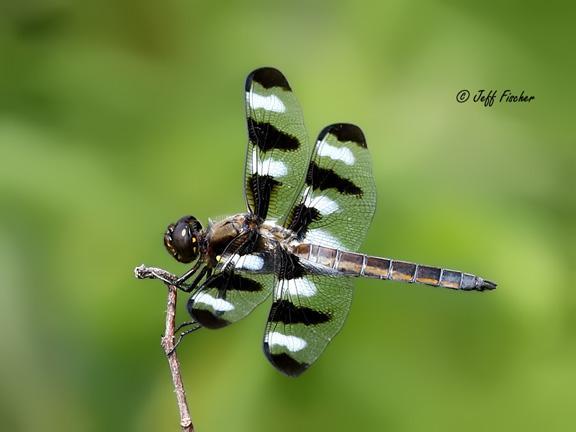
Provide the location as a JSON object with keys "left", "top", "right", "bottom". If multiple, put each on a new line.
{"left": 263, "top": 124, "right": 376, "bottom": 376}
{"left": 263, "top": 250, "right": 353, "bottom": 376}
{"left": 178, "top": 68, "right": 495, "bottom": 376}
{"left": 190, "top": 64, "right": 315, "bottom": 332}
{"left": 188, "top": 252, "right": 275, "bottom": 329}
{"left": 288, "top": 123, "right": 377, "bottom": 250}
{"left": 244, "top": 67, "right": 312, "bottom": 223}
{"left": 191, "top": 71, "right": 378, "bottom": 376}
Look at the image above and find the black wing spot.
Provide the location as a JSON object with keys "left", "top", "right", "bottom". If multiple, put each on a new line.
{"left": 306, "top": 162, "right": 363, "bottom": 196}
{"left": 288, "top": 203, "right": 321, "bottom": 239}
{"left": 247, "top": 173, "right": 281, "bottom": 220}
{"left": 247, "top": 119, "right": 300, "bottom": 152}
{"left": 263, "top": 345, "right": 309, "bottom": 377}
{"left": 188, "top": 302, "right": 230, "bottom": 329}
{"left": 207, "top": 273, "right": 263, "bottom": 292}
{"left": 269, "top": 300, "right": 331, "bottom": 325}
{"left": 247, "top": 67, "right": 291, "bottom": 91}
{"left": 278, "top": 252, "right": 308, "bottom": 280}
{"left": 321, "top": 123, "right": 367, "bottom": 148}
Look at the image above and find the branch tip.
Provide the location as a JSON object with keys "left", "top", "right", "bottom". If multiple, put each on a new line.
{"left": 136, "top": 264, "right": 194, "bottom": 431}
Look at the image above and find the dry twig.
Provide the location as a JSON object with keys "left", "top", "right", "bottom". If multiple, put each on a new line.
{"left": 135, "top": 264, "right": 195, "bottom": 432}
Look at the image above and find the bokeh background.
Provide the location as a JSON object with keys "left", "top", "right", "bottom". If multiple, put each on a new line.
{"left": 1, "top": 1, "right": 574, "bottom": 431}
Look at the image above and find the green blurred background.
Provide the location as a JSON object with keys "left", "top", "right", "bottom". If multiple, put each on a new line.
{"left": 1, "top": 0, "right": 574, "bottom": 431}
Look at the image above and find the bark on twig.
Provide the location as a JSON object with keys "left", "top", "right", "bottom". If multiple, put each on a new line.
{"left": 135, "top": 264, "right": 194, "bottom": 432}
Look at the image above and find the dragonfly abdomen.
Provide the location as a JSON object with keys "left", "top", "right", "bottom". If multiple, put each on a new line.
{"left": 295, "top": 243, "right": 496, "bottom": 292}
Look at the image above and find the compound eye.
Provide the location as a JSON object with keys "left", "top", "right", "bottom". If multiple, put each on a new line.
{"left": 164, "top": 217, "right": 200, "bottom": 263}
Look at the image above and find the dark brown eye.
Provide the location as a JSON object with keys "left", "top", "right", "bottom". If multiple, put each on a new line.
{"left": 164, "top": 215, "right": 202, "bottom": 263}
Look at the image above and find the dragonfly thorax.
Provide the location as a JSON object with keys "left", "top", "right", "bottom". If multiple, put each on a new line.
{"left": 259, "top": 220, "right": 297, "bottom": 246}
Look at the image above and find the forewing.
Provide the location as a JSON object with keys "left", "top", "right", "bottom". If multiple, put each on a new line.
{"left": 287, "top": 123, "right": 376, "bottom": 251}
{"left": 188, "top": 252, "right": 275, "bottom": 329}
{"left": 244, "top": 67, "right": 311, "bottom": 223}
{"left": 263, "top": 250, "right": 353, "bottom": 376}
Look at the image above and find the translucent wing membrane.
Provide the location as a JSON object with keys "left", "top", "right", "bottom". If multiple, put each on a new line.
{"left": 188, "top": 251, "right": 275, "bottom": 329}
{"left": 287, "top": 123, "right": 376, "bottom": 251}
{"left": 192, "top": 74, "right": 378, "bottom": 376}
{"left": 244, "top": 67, "right": 312, "bottom": 223}
{"left": 263, "top": 250, "right": 354, "bottom": 376}
{"left": 262, "top": 124, "right": 376, "bottom": 375}
{"left": 180, "top": 69, "right": 494, "bottom": 377}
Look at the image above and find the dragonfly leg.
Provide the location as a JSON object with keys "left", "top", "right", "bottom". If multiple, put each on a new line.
{"left": 174, "top": 260, "right": 204, "bottom": 287}
{"left": 175, "top": 320, "right": 197, "bottom": 333}
{"left": 179, "top": 266, "right": 212, "bottom": 292}
{"left": 167, "top": 322, "right": 202, "bottom": 355}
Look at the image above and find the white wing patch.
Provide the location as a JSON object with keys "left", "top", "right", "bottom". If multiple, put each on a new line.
{"left": 246, "top": 92, "right": 286, "bottom": 113}
{"left": 317, "top": 142, "right": 355, "bottom": 165}
{"left": 194, "top": 292, "right": 235, "bottom": 312}
{"left": 304, "top": 193, "right": 340, "bottom": 216}
{"left": 305, "top": 228, "right": 345, "bottom": 249}
{"left": 265, "top": 332, "right": 307, "bottom": 352}
{"left": 250, "top": 155, "right": 288, "bottom": 178}
{"left": 234, "top": 254, "right": 265, "bottom": 271}
{"left": 275, "top": 277, "right": 317, "bottom": 298}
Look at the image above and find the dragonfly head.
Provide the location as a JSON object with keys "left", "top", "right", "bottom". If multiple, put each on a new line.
{"left": 164, "top": 215, "right": 203, "bottom": 263}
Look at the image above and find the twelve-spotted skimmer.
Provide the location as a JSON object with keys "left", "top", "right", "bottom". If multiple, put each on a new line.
{"left": 162, "top": 67, "right": 496, "bottom": 376}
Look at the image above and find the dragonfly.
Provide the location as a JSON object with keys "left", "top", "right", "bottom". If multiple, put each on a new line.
{"left": 160, "top": 67, "right": 496, "bottom": 377}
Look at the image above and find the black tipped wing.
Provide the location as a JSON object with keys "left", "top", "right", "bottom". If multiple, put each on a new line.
{"left": 244, "top": 67, "right": 312, "bottom": 222}
{"left": 263, "top": 249, "right": 354, "bottom": 376}
{"left": 262, "top": 123, "right": 377, "bottom": 376}
{"left": 188, "top": 250, "right": 275, "bottom": 329}
{"left": 192, "top": 72, "right": 377, "bottom": 377}
{"left": 287, "top": 123, "right": 377, "bottom": 250}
